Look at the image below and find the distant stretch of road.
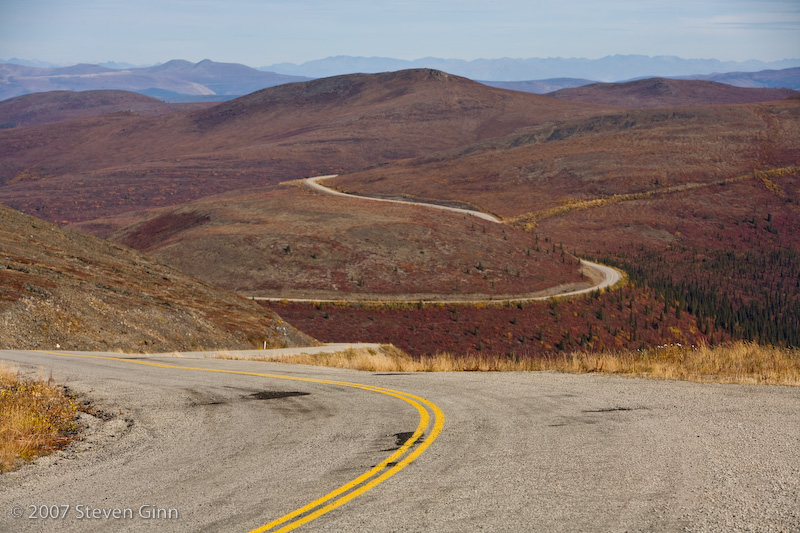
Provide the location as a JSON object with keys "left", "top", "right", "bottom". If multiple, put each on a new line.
{"left": 305, "top": 175, "right": 502, "bottom": 223}
{"left": 256, "top": 257, "right": 620, "bottom": 304}
{"left": 260, "top": 175, "right": 622, "bottom": 303}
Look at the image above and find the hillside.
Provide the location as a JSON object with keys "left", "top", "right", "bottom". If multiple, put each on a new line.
{"left": 186, "top": 69, "right": 616, "bottom": 144}
{"left": 0, "top": 69, "right": 619, "bottom": 225}
{"left": 0, "top": 59, "right": 310, "bottom": 101}
{"left": 331, "top": 100, "right": 800, "bottom": 218}
{"left": 70, "top": 182, "right": 586, "bottom": 300}
{"left": 0, "top": 90, "right": 212, "bottom": 128}
{"left": 533, "top": 166, "right": 800, "bottom": 346}
{"left": 547, "top": 78, "right": 799, "bottom": 107}
{"left": 311, "top": 100, "right": 800, "bottom": 353}
{"left": 0, "top": 204, "right": 316, "bottom": 352}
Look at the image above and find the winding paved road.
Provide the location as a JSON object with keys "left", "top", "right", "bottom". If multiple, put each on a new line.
{"left": 1, "top": 349, "right": 798, "bottom": 532}
{"left": 4, "top": 177, "right": 792, "bottom": 532}
{"left": 305, "top": 175, "right": 502, "bottom": 223}
{"left": 257, "top": 175, "right": 622, "bottom": 304}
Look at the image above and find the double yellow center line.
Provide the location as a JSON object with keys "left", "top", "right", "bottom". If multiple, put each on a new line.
{"left": 33, "top": 351, "right": 445, "bottom": 531}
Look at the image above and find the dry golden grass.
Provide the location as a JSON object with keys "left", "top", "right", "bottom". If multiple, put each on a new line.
{"left": 536, "top": 342, "right": 800, "bottom": 386}
{"left": 0, "top": 365, "right": 80, "bottom": 473}
{"left": 254, "top": 342, "right": 800, "bottom": 386}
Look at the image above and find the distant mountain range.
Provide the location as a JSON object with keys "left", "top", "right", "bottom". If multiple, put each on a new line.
{"left": 0, "top": 59, "right": 310, "bottom": 101}
{"left": 2, "top": 56, "right": 799, "bottom": 103}
{"left": 262, "top": 55, "right": 800, "bottom": 83}
{"left": 673, "top": 68, "right": 800, "bottom": 90}
{"left": 487, "top": 68, "right": 800, "bottom": 94}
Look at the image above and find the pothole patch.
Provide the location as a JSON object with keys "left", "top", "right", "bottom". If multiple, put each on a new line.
{"left": 247, "top": 390, "right": 311, "bottom": 400}
{"left": 582, "top": 406, "right": 649, "bottom": 413}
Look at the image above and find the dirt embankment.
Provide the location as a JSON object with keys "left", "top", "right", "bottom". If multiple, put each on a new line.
{"left": 0, "top": 204, "right": 316, "bottom": 352}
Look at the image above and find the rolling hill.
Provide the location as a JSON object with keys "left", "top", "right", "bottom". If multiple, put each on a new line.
{"left": 0, "top": 203, "right": 316, "bottom": 352}
{"left": 0, "top": 90, "right": 213, "bottom": 128}
{"left": 330, "top": 100, "right": 800, "bottom": 219}
{"left": 2, "top": 68, "right": 798, "bottom": 355}
{"left": 547, "top": 78, "right": 799, "bottom": 108}
{"left": 0, "top": 69, "right": 620, "bottom": 225}
{"left": 320, "top": 98, "right": 800, "bottom": 350}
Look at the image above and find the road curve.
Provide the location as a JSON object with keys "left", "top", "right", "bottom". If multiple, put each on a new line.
{"left": 255, "top": 260, "right": 621, "bottom": 305}
{"left": 0, "top": 349, "right": 443, "bottom": 533}
{"left": 271, "top": 175, "right": 623, "bottom": 303}
{"left": 305, "top": 175, "right": 502, "bottom": 223}
{"left": 2, "top": 349, "right": 797, "bottom": 532}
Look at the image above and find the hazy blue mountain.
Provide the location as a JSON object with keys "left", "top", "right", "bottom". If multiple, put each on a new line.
{"left": 673, "top": 67, "right": 800, "bottom": 90}
{"left": 98, "top": 61, "right": 153, "bottom": 69}
{"left": 137, "top": 88, "right": 241, "bottom": 103}
{"left": 0, "top": 59, "right": 311, "bottom": 101}
{"left": 262, "top": 55, "right": 800, "bottom": 82}
{"left": 5, "top": 56, "right": 799, "bottom": 103}
{"left": 480, "top": 78, "right": 597, "bottom": 94}
{"left": 0, "top": 58, "right": 63, "bottom": 68}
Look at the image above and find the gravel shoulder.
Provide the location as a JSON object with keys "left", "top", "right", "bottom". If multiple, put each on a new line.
{"left": 1, "top": 349, "right": 797, "bottom": 532}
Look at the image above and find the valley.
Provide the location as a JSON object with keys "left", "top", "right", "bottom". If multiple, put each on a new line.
{"left": 1, "top": 68, "right": 798, "bottom": 358}
{"left": 1, "top": 59, "right": 799, "bottom": 533}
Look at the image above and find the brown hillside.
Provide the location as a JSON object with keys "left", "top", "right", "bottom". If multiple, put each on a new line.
{"left": 0, "top": 204, "right": 316, "bottom": 352}
{"left": 0, "top": 90, "right": 213, "bottom": 128}
{"left": 331, "top": 100, "right": 800, "bottom": 219}
{"left": 322, "top": 100, "right": 800, "bottom": 352}
{"left": 87, "top": 182, "right": 586, "bottom": 300}
{"left": 547, "top": 78, "right": 799, "bottom": 108}
{"left": 0, "top": 69, "right": 619, "bottom": 225}
{"left": 535, "top": 169, "right": 800, "bottom": 257}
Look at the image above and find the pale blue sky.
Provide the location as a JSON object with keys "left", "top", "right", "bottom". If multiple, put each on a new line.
{"left": 1, "top": 0, "right": 798, "bottom": 66}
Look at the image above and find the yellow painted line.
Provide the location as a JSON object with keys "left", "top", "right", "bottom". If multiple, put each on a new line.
{"left": 252, "top": 389, "right": 430, "bottom": 533}
{"left": 273, "top": 392, "right": 445, "bottom": 532}
{"left": 31, "top": 350, "right": 444, "bottom": 531}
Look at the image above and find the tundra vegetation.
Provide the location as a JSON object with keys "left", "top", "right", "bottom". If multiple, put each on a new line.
{"left": 0, "top": 365, "right": 80, "bottom": 472}
{"left": 241, "top": 342, "right": 800, "bottom": 387}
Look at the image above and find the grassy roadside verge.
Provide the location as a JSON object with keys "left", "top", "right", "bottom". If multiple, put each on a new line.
{"left": 243, "top": 342, "right": 800, "bottom": 386}
{"left": 0, "top": 365, "right": 80, "bottom": 473}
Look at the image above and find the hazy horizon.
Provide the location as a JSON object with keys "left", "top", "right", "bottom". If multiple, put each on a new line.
{"left": 4, "top": 53, "right": 800, "bottom": 72}
{"left": 1, "top": 0, "right": 798, "bottom": 68}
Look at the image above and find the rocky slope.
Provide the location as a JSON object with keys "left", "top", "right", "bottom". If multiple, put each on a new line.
{"left": 0, "top": 204, "right": 316, "bottom": 352}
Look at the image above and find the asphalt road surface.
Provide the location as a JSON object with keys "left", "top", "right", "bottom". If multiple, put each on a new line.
{"left": 1, "top": 349, "right": 798, "bottom": 532}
